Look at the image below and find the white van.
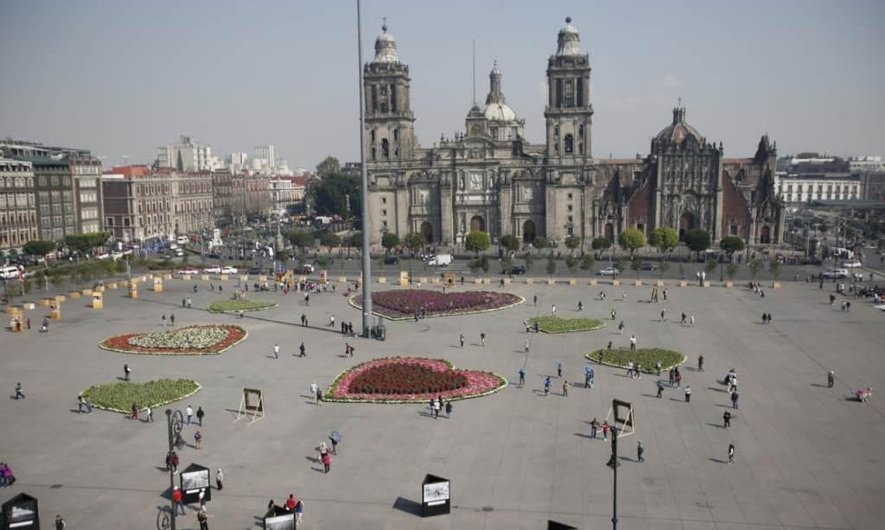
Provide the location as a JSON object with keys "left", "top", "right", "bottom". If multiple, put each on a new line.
{"left": 0, "top": 266, "right": 22, "bottom": 280}
{"left": 177, "top": 236, "right": 189, "bottom": 245}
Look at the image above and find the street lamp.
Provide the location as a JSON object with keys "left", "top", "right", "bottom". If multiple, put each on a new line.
{"left": 606, "top": 425, "right": 620, "bottom": 529}
{"left": 163, "top": 409, "right": 184, "bottom": 530}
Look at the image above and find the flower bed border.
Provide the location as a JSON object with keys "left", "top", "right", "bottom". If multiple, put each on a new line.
{"left": 99, "top": 324, "right": 248, "bottom": 356}
{"left": 585, "top": 348, "right": 686, "bottom": 373}
{"left": 528, "top": 316, "right": 606, "bottom": 334}
{"left": 325, "top": 357, "right": 508, "bottom": 404}
{"left": 207, "top": 299, "right": 278, "bottom": 314}
{"left": 349, "top": 290, "right": 525, "bottom": 321}
{"left": 82, "top": 379, "right": 202, "bottom": 414}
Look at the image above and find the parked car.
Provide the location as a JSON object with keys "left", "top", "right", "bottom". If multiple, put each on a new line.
{"left": 247, "top": 266, "right": 263, "bottom": 274}
{"left": 292, "top": 264, "right": 315, "bottom": 274}
{"left": 822, "top": 269, "right": 848, "bottom": 279}
{"left": 508, "top": 265, "right": 526, "bottom": 275}
{"left": 639, "top": 262, "right": 658, "bottom": 271}
{"left": 203, "top": 265, "right": 222, "bottom": 274}
{"left": 426, "top": 254, "right": 453, "bottom": 267}
{"left": 841, "top": 260, "right": 862, "bottom": 268}
{"left": 597, "top": 266, "right": 620, "bottom": 276}
{"left": 177, "top": 268, "right": 199, "bottom": 275}
{"left": 383, "top": 256, "right": 400, "bottom": 265}
{"left": 221, "top": 266, "right": 238, "bottom": 274}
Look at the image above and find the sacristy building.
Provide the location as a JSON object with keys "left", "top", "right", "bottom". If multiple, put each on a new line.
{"left": 363, "top": 18, "right": 784, "bottom": 249}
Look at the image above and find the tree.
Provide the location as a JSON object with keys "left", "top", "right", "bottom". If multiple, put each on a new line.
{"left": 346, "top": 232, "right": 363, "bottom": 247}
{"left": 309, "top": 172, "right": 361, "bottom": 218}
{"left": 564, "top": 235, "right": 581, "bottom": 254}
{"left": 649, "top": 227, "right": 679, "bottom": 254}
{"left": 288, "top": 230, "right": 314, "bottom": 254}
{"left": 403, "top": 232, "right": 425, "bottom": 257}
{"left": 480, "top": 256, "right": 490, "bottom": 273}
{"left": 532, "top": 236, "right": 549, "bottom": 252}
{"left": 465, "top": 231, "right": 491, "bottom": 256}
{"left": 381, "top": 232, "right": 400, "bottom": 255}
{"left": 546, "top": 252, "right": 557, "bottom": 275}
{"left": 618, "top": 228, "right": 646, "bottom": 257}
{"left": 719, "top": 236, "right": 745, "bottom": 256}
{"left": 591, "top": 237, "right": 611, "bottom": 254}
{"left": 631, "top": 256, "right": 642, "bottom": 276}
{"left": 22, "top": 240, "right": 56, "bottom": 260}
{"left": 316, "top": 156, "right": 341, "bottom": 178}
{"left": 319, "top": 232, "right": 341, "bottom": 248}
{"left": 500, "top": 234, "right": 521, "bottom": 254}
{"left": 565, "top": 254, "right": 578, "bottom": 273}
{"left": 705, "top": 258, "right": 719, "bottom": 276}
{"left": 769, "top": 258, "right": 782, "bottom": 281}
{"left": 748, "top": 258, "right": 763, "bottom": 279}
{"left": 580, "top": 254, "right": 595, "bottom": 271}
{"left": 65, "top": 232, "right": 110, "bottom": 255}
{"left": 684, "top": 229, "right": 711, "bottom": 258}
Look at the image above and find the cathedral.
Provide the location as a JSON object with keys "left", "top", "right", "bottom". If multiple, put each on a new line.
{"left": 363, "top": 18, "right": 784, "bottom": 250}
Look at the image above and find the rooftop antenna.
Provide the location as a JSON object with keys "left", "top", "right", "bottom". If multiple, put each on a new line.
{"left": 472, "top": 38, "right": 476, "bottom": 106}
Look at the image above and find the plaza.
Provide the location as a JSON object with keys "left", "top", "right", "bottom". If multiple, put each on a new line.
{"left": 1, "top": 273, "right": 884, "bottom": 529}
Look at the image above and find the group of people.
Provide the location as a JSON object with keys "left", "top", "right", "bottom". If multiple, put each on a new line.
{"left": 0, "top": 463, "right": 15, "bottom": 487}
{"left": 428, "top": 396, "right": 453, "bottom": 418}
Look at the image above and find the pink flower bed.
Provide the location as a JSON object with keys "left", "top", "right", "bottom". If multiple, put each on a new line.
{"left": 352, "top": 290, "right": 522, "bottom": 320}
{"left": 326, "top": 357, "right": 508, "bottom": 403}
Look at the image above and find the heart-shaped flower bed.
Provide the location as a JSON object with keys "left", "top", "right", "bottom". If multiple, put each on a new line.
{"left": 351, "top": 290, "right": 523, "bottom": 320}
{"left": 326, "top": 357, "right": 508, "bottom": 403}
{"left": 99, "top": 325, "right": 247, "bottom": 355}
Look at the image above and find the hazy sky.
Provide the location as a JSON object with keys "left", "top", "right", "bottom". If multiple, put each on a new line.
{"left": 2, "top": 0, "right": 884, "bottom": 169}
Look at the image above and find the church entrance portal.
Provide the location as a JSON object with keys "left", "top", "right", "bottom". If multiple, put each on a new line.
{"left": 759, "top": 225, "right": 771, "bottom": 244}
{"left": 470, "top": 215, "right": 485, "bottom": 232}
{"left": 679, "top": 212, "right": 695, "bottom": 240}
{"left": 522, "top": 220, "right": 536, "bottom": 244}
{"left": 420, "top": 221, "right": 433, "bottom": 244}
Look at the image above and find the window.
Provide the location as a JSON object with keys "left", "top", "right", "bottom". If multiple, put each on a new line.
{"left": 106, "top": 217, "right": 114, "bottom": 226}
{"left": 382, "top": 209, "right": 387, "bottom": 216}
{"left": 577, "top": 78, "right": 584, "bottom": 107}
{"left": 564, "top": 134, "right": 574, "bottom": 154}
{"left": 567, "top": 193, "right": 573, "bottom": 199}
{"left": 382, "top": 139, "right": 389, "bottom": 159}
{"left": 390, "top": 84, "right": 397, "bottom": 112}
{"left": 381, "top": 197, "right": 387, "bottom": 204}
{"left": 555, "top": 79, "right": 563, "bottom": 107}
{"left": 567, "top": 205, "right": 573, "bottom": 212}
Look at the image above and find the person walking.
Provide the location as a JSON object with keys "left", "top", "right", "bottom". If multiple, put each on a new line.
{"left": 630, "top": 334, "right": 637, "bottom": 352}
{"left": 172, "top": 487, "right": 186, "bottom": 515}
{"left": 562, "top": 380, "right": 569, "bottom": 397}
{"left": 731, "top": 391, "right": 739, "bottom": 409}
{"left": 480, "top": 332, "right": 486, "bottom": 346}
{"left": 54, "top": 515, "right": 66, "bottom": 529}
{"left": 309, "top": 382, "right": 319, "bottom": 403}
{"left": 827, "top": 370, "right": 835, "bottom": 388}
{"left": 656, "top": 380, "right": 664, "bottom": 399}
{"left": 295, "top": 498, "right": 304, "bottom": 524}
{"left": 301, "top": 314, "right": 307, "bottom": 327}
{"left": 660, "top": 308, "right": 666, "bottom": 322}
{"left": 145, "top": 405, "right": 153, "bottom": 422}
{"left": 524, "top": 340, "right": 530, "bottom": 353}
{"left": 194, "top": 430, "right": 203, "bottom": 450}
{"left": 618, "top": 320, "right": 625, "bottom": 334}
{"left": 273, "top": 343, "right": 279, "bottom": 359}
{"left": 577, "top": 300, "right": 583, "bottom": 311}
{"left": 518, "top": 368, "right": 526, "bottom": 387}
{"left": 690, "top": 314, "right": 695, "bottom": 327}
{"left": 543, "top": 376, "right": 551, "bottom": 396}
{"left": 728, "top": 443, "right": 735, "bottom": 464}
{"left": 681, "top": 312, "right": 687, "bottom": 325}
{"left": 162, "top": 314, "right": 166, "bottom": 326}
{"left": 556, "top": 360, "right": 562, "bottom": 377}
{"left": 186, "top": 405, "right": 194, "bottom": 424}
{"left": 322, "top": 452, "right": 331, "bottom": 473}
{"left": 590, "top": 417, "right": 599, "bottom": 439}
{"left": 533, "top": 295, "right": 537, "bottom": 306}
{"left": 684, "top": 385, "right": 692, "bottom": 403}
{"left": 723, "top": 410, "right": 731, "bottom": 428}
{"left": 432, "top": 398, "right": 440, "bottom": 419}
{"left": 197, "top": 508, "right": 209, "bottom": 530}
{"left": 675, "top": 370, "right": 682, "bottom": 388}
{"left": 170, "top": 313, "right": 175, "bottom": 326}
{"left": 602, "top": 420, "right": 610, "bottom": 441}
{"left": 445, "top": 401, "right": 453, "bottom": 418}
{"left": 299, "top": 342, "right": 306, "bottom": 357}
{"left": 698, "top": 355, "right": 705, "bottom": 372}
{"left": 551, "top": 304, "right": 556, "bottom": 315}
{"left": 124, "top": 363, "right": 131, "bottom": 382}
{"left": 196, "top": 406, "right": 205, "bottom": 426}
{"left": 459, "top": 334, "right": 465, "bottom": 348}
{"left": 215, "top": 468, "right": 224, "bottom": 490}
{"left": 129, "top": 402, "right": 139, "bottom": 420}
{"left": 637, "top": 441, "right": 645, "bottom": 463}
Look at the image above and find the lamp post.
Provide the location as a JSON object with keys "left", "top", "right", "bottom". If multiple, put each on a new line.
{"left": 356, "top": 0, "right": 373, "bottom": 337}
{"left": 606, "top": 424, "right": 620, "bottom": 529}
{"left": 163, "top": 409, "right": 184, "bottom": 530}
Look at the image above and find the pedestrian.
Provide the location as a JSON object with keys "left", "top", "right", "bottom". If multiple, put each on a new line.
{"left": 273, "top": 343, "right": 279, "bottom": 359}
{"left": 26, "top": 317, "right": 30, "bottom": 330}
{"left": 266, "top": 499, "right": 277, "bottom": 518}
{"left": 556, "top": 360, "right": 562, "bottom": 377}
{"left": 602, "top": 420, "right": 610, "bottom": 441}
{"left": 675, "top": 369, "right": 682, "bottom": 388}
{"left": 630, "top": 334, "right": 637, "bottom": 352}
{"left": 129, "top": 402, "right": 139, "bottom": 420}
{"left": 668, "top": 368, "right": 675, "bottom": 386}
{"left": 681, "top": 312, "right": 687, "bottom": 324}
{"left": 827, "top": 370, "right": 835, "bottom": 388}
{"left": 611, "top": 308, "right": 616, "bottom": 321}
{"left": 533, "top": 295, "right": 537, "bottom": 306}
{"left": 145, "top": 405, "right": 153, "bottom": 422}
{"left": 162, "top": 314, "right": 166, "bottom": 326}
{"left": 663, "top": 289, "right": 668, "bottom": 301}
{"left": 684, "top": 385, "right": 692, "bottom": 402}
{"left": 301, "top": 314, "right": 307, "bottom": 327}
{"left": 551, "top": 303, "right": 556, "bottom": 315}
{"left": 698, "top": 355, "right": 704, "bottom": 372}
{"left": 186, "top": 405, "right": 194, "bottom": 424}
{"left": 480, "top": 332, "right": 486, "bottom": 346}
{"left": 329, "top": 314, "right": 335, "bottom": 327}
{"left": 690, "top": 314, "right": 695, "bottom": 326}
{"left": 445, "top": 400, "right": 453, "bottom": 418}
{"left": 215, "top": 468, "right": 223, "bottom": 490}
{"left": 618, "top": 320, "right": 625, "bottom": 334}
{"left": 77, "top": 395, "right": 85, "bottom": 413}
{"left": 524, "top": 319, "right": 529, "bottom": 333}
{"left": 656, "top": 380, "right": 664, "bottom": 398}
{"left": 309, "top": 382, "right": 319, "bottom": 403}
{"left": 562, "top": 380, "right": 569, "bottom": 396}
{"left": 197, "top": 509, "right": 209, "bottom": 530}
{"left": 731, "top": 391, "right": 739, "bottom": 409}
{"left": 55, "top": 515, "right": 66, "bottom": 529}
{"left": 660, "top": 308, "right": 666, "bottom": 321}
{"left": 196, "top": 406, "right": 204, "bottom": 426}
{"left": 723, "top": 410, "right": 731, "bottom": 428}
{"left": 590, "top": 417, "right": 599, "bottom": 439}
{"left": 295, "top": 498, "right": 304, "bottom": 524}
{"left": 518, "top": 368, "right": 526, "bottom": 387}
{"left": 459, "top": 334, "right": 465, "bottom": 348}
{"left": 655, "top": 360, "right": 662, "bottom": 376}
{"left": 432, "top": 398, "right": 440, "bottom": 419}
{"left": 577, "top": 300, "right": 583, "bottom": 311}
{"left": 123, "top": 363, "right": 132, "bottom": 382}
{"left": 321, "top": 450, "right": 332, "bottom": 473}
{"left": 728, "top": 443, "right": 735, "bottom": 464}
{"left": 194, "top": 430, "right": 203, "bottom": 450}
{"left": 524, "top": 340, "right": 530, "bottom": 353}
{"left": 626, "top": 361, "right": 634, "bottom": 379}
{"left": 170, "top": 313, "right": 175, "bottom": 326}
{"left": 544, "top": 376, "right": 551, "bottom": 396}
{"left": 172, "top": 487, "right": 186, "bottom": 515}
{"left": 637, "top": 441, "right": 645, "bottom": 463}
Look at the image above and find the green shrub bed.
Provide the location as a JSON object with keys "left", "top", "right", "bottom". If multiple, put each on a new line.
{"left": 586, "top": 348, "right": 685, "bottom": 372}
{"left": 528, "top": 316, "right": 605, "bottom": 333}
{"left": 81, "top": 379, "right": 200, "bottom": 413}
{"left": 207, "top": 299, "right": 277, "bottom": 313}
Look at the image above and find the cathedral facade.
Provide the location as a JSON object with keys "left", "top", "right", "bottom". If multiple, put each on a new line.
{"left": 364, "top": 18, "right": 784, "bottom": 250}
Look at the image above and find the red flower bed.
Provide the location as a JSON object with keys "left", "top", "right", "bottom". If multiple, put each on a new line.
{"left": 99, "top": 325, "right": 248, "bottom": 355}
{"left": 352, "top": 290, "right": 522, "bottom": 320}
{"left": 327, "top": 357, "right": 508, "bottom": 403}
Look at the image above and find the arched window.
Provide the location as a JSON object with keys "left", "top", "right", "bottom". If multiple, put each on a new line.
{"left": 381, "top": 139, "right": 389, "bottom": 159}
{"left": 578, "top": 125, "right": 584, "bottom": 138}
{"left": 564, "top": 134, "right": 574, "bottom": 154}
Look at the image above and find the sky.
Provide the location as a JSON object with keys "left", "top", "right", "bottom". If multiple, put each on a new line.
{"left": 1, "top": 0, "right": 884, "bottom": 170}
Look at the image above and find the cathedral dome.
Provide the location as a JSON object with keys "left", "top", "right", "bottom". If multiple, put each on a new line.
{"left": 555, "top": 16, "right": 582, "bottom": 57}
{"left": 373, "top": 23, "right": 399, "bottom": 64}
{"left": 483, "top": 102, "right": 517, "bottom": 121}
{"left": 654, "top": 106, "right": 705, "bottom": 146}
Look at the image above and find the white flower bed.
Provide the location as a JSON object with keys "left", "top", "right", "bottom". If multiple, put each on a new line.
{"left": 128, "top": 327, "right": 229, "bottom": 349}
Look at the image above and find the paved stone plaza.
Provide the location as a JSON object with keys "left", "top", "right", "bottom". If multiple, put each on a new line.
{"left": 2, "top": 275, "right": 884, "bottom": 529}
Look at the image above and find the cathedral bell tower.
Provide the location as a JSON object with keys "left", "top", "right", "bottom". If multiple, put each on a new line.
{"left": 544, "top": 17, "right": 593, "bottom": 163}
{"left": 364, "top": 22, "right": 416, "bottom": 164}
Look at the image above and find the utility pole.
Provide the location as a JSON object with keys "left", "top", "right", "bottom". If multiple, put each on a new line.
{"left": 357, "top": 0, "right": 373, "bottom": 337}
